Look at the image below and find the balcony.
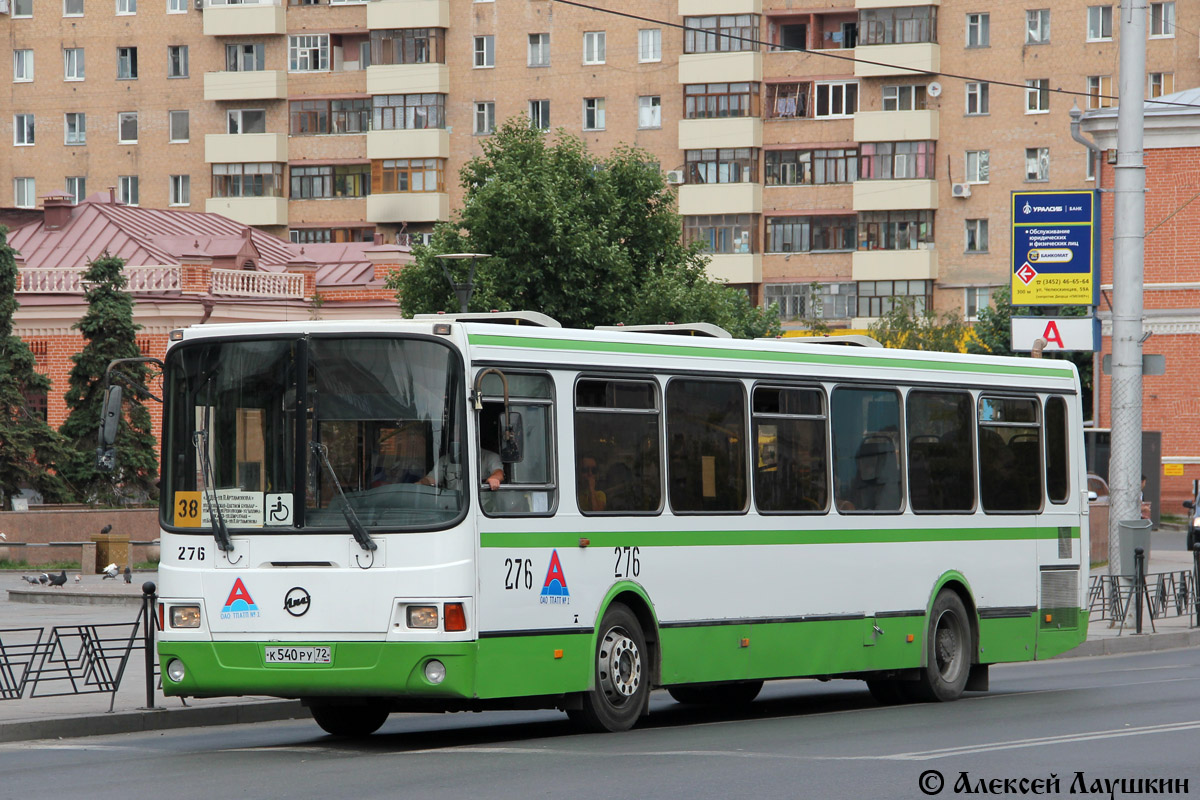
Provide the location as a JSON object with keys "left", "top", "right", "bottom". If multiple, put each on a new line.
{"left": 202, "top": 0, "right": 285, "bottom": 37}
{"left": 211, "top": 268, "right": 304, "bottom": 299}
{"left": 679, "top": 51, "right": 761, "bottom": 85}
{"left": 204, "top": 70, "right": 287, "bottom": 101}
{"left": 678, "top": 117, "right": 762, "bottom": 150}
{"left": 854, "top": 110, "right": 938, "bottom": 141}
{"left": 366, "top": 63, "right": 449, "bottom": 95}
{"left": 852, "top": 179, "right": 938, "bottom": 210}
{"left": 705, "top": 253, "right": 762, "bottom": 284}
{"left": 366, "top": 128, "right": 449, "bottom": 160}
{"left": 206, "top": 196, "right": 289, "bottom": 227}
{"left": 852, "top": 248, "right": 938, "bottom": 281}
{"left": 205, "top": 133, "right": 288, "bottom": 164}
{"left": 680, "top": 0, "right": 760, "bottom": 14}
{"left": 366, "top": 192, "right": 448, "bottom": 223}
{"left": 853, "top": 43, "right": 939, "bottom": 77}
{"left": 679, "top": 183, "right": 762, "bottom": 216}
{"left": 367, "top": 0, "right": 448, "bottom": 29}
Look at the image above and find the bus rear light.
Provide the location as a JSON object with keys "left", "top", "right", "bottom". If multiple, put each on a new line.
{"left": 444, "top": 603, "right": 466, "bottom": 632}
{"left": 170, "top": 605, "right": 201, "bottom": 628}
{"left": 407, "top": 605, "right": 438, "bottom": 629}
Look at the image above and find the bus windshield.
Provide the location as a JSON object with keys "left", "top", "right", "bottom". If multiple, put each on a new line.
{"left": 162, "top": 336, "right": 465, "bottom": 533}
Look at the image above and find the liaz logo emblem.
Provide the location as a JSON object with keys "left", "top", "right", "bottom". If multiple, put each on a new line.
{"left": 539, "top": 549, "right": 569, "bottom": 605}
{"left": 220, "top": 577, "right": 261, "bottom": 620}
{"left": 284, "top": 587, "right": 311, "bottom": 617}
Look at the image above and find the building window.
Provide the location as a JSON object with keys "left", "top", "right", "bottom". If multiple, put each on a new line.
{"left": 686, "top": 148, "right": 758, "bottom": 184}
{"left": 882, "top": 84, "right": 926, "bottom": 111}
{"left": 1026, "top": 9, "right": 1050, "bottom": 43}
{"left": 65, "top": 176, "right": 86, "bottom": 204}
{"left": 117, "top": 47, "right": 138, "bottom": 79}
{"left": 765, "top": 83, "right": 810, "bottom": 119}
{"left": 117, "top": 0, "right": 136, "bottom": 14}
{"left": 474, "top": 35, "right": 494, "bottom": 68}
{"left": 13, "top": 50, "right": 33, "bottom": 82}
{"left": 966, "top": 13, "right": 989, "bottom": 47}
{"left": 583, "top": 31, "right": 606, "bottom": 64}
{"left": 374, "top": 158, "right": 445, "bottom": 193}
{"left": 227, "top": 108, "right": 266, "bottom": 134}
{"left": 65, "top": 113, "right": 86, "bottom": 145}
{"left": 290, "top": 164, "right": 371, "bottom": 199}
{"left": 763, "top": 282, "right": 856, "bottom": 321}
{"left": 169, "top": 175, "right": 190, "bottom": 206}
{"left": 1025, "top": 147, "right": 1049, "bottom": 181}
{"left": 815, "top": 81, "right": 858, "bottom": 117}
{"left": 965, "top": 150, "right": 989, "bottom": 183}
{"left": 168, "top": 0, "right": 187, "bottom": 13}
{"left": 1085, "top": 149, "right": 1096, "bottom": 181}
{"left": 859, "top": 141, "right": 936, "bottom": 180}
{"left": 529, "top": 99, "right": 550, "bottom": 130}
{"left": 685, "top": 83, "right": 760, "bottom": 119}
{"left": 13, "top": 114, "right": 34, "bottom": 146}
{"left": 1087, "top": 76, "right": 1113, "bottom": 109}
{"left": 684, "top": 15, "right": 760, "bottom": 54}
{"left": 169, "top": 110, "right": 189, "bottom": 142}
{"left": 684, "top": 214, "right": 758, "bottom": 254}
{"left": 474, "top": 101, "right": 495, "bottom": 135}
{"left": 14, "top": 178, "right": 35, "bottom": 208}
{"left": 212, "top": 163, "right": 284, "bottom": 198}
{"left": 64, "top": 48, "right": 85, "bottom": 80}
{"left": 226, "top": 43, "right": 265, "bottom": 72}
{"left": 1025, "top": 78, "right": 1050, "bottom": 113}
{"left": 289, "top": 99, "right": 370, "bottom": 135}
{"left": 291, "top": 227, "right": 375, "bottom": 244}
{"left": 638, "top": 96, "right": 661, "bottom": 129}
{"left": 965, "top": 219, "right": 988, "bottom": 252}
{"left": 370, "top": 29, "right": 446, "bottom": 65}
{"left": 771, "top": 21, "right": 808, "bottom": 51}
{"left": 857, "top": 280, "right": 931, "bottom": 317}
{"left": 1149, "top": 2, "right": 1174, "bottom": 36}
{"left": 167, "top": 45, "right": 188, "bottom": 78}
{"left": 639, "top": 29, "right": 662, "bottom": 62}
{"left": 12, "top": 0, "right": 31, "bottom": 16}
{"left": 118, "top": 112, "right": 138, "bottom": 143}
{"left": 528, "top": 33, "right": 550, "bottom": 67}
{"left": 1087, "top": 5, "right": 1113, "bottom": 40}
{"left": 858, "top": 6, "right": 937, "bottom": 44}
{"left": 118, "top": 175, "right": 139, "bottom": 206}
{"left": 372, "top": 94, "right": 446, "bottom": 130}
{"left": 765, "top": 148, "right": 857, "bottom": 185}
{"left": 289, "top": 35, "right": 329, "bottom": 71}
{"left": 964, "top": 287, "right": 992, "bottom": 321}
{"left": 857, "top": 210, "right": 934, "bottom": 251}
{"left": 64, "top": 0, "right": 84, "bottom": 15}
{"left": 766, "top": 215, "right": 856, "bottom": 253}
{"left": 583, "top": 97, "right": 605, "bottom": 130}
{"left": 1149, "top": 72, "right": 1174, "bottom": 98}
{"left": 966, "top": 82, "right": 989, "bottom": 115}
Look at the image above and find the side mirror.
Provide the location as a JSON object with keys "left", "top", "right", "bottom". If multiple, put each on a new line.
{"left": 1184, "top": 500, "right": 1195, "bottom": 510}
{"left": 98, "top": 385, "right": 123, "bottom": 447}
{"left": 499, "top": 413, "right": 523, "bottom": 464}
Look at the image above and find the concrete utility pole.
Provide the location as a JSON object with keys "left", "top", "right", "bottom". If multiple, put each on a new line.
{"left": 1108, "top": 0, "right": 1148, "bottom": 577}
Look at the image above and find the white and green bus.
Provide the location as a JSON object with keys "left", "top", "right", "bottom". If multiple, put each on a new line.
{"left": 150, "top": 314, "right": 1088, "bottom": 736}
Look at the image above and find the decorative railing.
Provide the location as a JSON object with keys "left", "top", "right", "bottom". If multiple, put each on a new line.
{"left": 16, "top": 267, "right": 182, "bottom": 294}
{"left": 211, "top": 268, "right": 305, "bottom": 298}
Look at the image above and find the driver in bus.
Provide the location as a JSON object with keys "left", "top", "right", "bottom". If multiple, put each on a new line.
{"left": 420, "top": 449, "right": 504, "bottom": 491}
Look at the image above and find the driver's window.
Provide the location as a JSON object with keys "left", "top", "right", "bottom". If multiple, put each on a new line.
{"left": 477, "top": 371, "right": 557, "bottom": 516}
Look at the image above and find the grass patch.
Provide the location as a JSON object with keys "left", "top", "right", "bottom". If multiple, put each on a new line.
{"left": 0, "top": 559, "right": 82, "bottom": 571}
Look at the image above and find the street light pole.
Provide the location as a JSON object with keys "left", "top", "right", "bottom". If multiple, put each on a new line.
{"left": 434, "top": 253, "right": 490, "bottom": 313}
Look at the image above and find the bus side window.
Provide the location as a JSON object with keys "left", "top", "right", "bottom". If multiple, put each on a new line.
{"left": 1045, "top": 395, "right": 1069, "bottom": 504}
{"left": 574, "top": 378, "right": 662, "bottom": 514}
{"left": 906, "top": 390, "right": 974, "bottom": 513}
{"left": 752, "top": 385, "right": 828, "bottom": 514}
{"left": 831, "top": 387, "right": 902, "bottom": 513}
{"left": 978, "top": 396, "right": 1042, "bottom": 512}
{"left": 666, "top": 379, "right": 748, "bottom": 514}
{"left": 476, "top": 371, "right": 557, "bottom": 516}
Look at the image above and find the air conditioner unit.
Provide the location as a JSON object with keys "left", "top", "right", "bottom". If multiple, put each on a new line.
{"left": 951, "top": 182, "right": 972, "bottom": 198}
{"left": 665, "top": 170, "right": 685, "bottom": 185}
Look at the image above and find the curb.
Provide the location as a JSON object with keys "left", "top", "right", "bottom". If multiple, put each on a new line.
{"left": 0, "top": 700, "right": 310, "bottom": 744}
{"left": 6, "top": 589, "right": 144, "bottom": 606}
{"left": 1060, "top": 627, "right": 1200, "bottom": 658}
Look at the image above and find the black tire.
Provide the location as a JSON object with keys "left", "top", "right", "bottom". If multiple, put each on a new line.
{"left": 568, "top": 603, "right": 648, "bottom": 732}
{"left": 865, "top": 679, "right": 907, "bottom": 705}
{"left": 667, "top": 680, "right": 763, "bottom": 706}
{"left": 310, "top": 701, "right": 390, "bottom": 737}
{"left": 910, "top": 590, "right": 973, "bottom": 702}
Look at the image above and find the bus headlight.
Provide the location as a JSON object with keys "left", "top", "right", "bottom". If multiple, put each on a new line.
{"left": 170, "top": 605, "right": 201, "bottom": 628}
{"left": 407, "top": 605, "right": 439, "bottom": 629}
{"left": 166, "top": 659, "right": 186, "bottom": 682}
{"left": 424, "top": 660, "right": 446, "bottom": 684}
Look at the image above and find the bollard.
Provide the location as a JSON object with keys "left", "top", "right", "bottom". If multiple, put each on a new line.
{"left": 1134, "top": 547, "right": 1145, "bottom": 635}
{"left": 1193, "top": 543, "right": 1200, "bottom": 629}
{"left": 142, "top": 581, "right": 157, "bottom": 710}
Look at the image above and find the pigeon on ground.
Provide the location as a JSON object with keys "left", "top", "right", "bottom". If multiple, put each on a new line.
{"left": 100, "top": 524, "right": 112, "bottom": 535}
{"left": 20, "top": 574, "right": 40, "bottom": 585}
{"left": 47, "top": 570, "right": 67, "bottom": 587}
{"left": 101, "top": 562, "right": 119, "bottom": 579}
{"left": 38, "top": 573, "right": 48, "bottom": 584}
{"left": 123, "top": 566, "right": 131, "bottom": 584}
{"left": 74, "top": 574, "right": 81, "bottom": 583}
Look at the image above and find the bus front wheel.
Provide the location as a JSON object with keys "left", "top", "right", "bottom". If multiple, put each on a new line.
{"left": 309, "top": 701, "right": 390, "bottom": 737}
{"left": 569, "top": 603, "right": 648, "bottom": 732}
{"left": 911, "top": 590, "right": 972, "bottom": 702}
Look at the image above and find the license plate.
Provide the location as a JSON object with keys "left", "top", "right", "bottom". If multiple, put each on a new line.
{"left": 264, "top": 645, "right": 331, "bottom": 665}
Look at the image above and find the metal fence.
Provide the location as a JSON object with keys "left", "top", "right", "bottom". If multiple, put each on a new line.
{"left": 1088, "top": 570, "right": 1197, "bottom": 632}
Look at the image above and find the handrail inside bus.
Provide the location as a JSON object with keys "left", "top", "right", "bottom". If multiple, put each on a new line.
{"left": 594, "top": 322, "right": 732, "bottom": 338}
{"left": 414, "top": 311, "right": 562, "bottom": 327}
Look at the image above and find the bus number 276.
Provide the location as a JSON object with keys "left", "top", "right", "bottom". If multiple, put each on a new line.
{"left": 504, "top": 558, "right": 533, "bottom": 590}
{"left": 614, "top": 546, "right": 640, "bottom": 578}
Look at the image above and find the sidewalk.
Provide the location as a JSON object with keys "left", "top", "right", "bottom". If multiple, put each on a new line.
{"left": 0, "top": 532, "right": 1197, "bottom": 744}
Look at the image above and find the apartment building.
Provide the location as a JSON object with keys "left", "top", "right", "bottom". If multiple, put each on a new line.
{"left": 3, "top": 0, "right": 1196, "bottom": 328}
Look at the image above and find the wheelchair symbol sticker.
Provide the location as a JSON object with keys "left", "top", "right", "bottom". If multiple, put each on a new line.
{"left": 265, "top": 494, "right": 293, "bottom": 526}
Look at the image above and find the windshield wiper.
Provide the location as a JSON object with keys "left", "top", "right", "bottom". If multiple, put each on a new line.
{"left": 310, "top": 441, "right": 377, "bottom": 553}
{"left": 193, "top": 429, "right": 234, "bottom": 554}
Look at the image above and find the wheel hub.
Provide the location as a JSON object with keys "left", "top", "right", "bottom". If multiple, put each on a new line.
{"left": 598, "top": 627, "right": 642, "bottom": 703}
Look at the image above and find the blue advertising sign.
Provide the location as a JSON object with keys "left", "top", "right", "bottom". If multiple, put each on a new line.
{"left": 1011, "top": 190, "right": 1099, "bottom": 306}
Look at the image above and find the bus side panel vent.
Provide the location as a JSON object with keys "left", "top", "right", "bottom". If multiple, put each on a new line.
{"left": 1058, "top": 526, "right": 1072, "bottom": 559}
{"left": 1039, "top": 569, "right": 1079, "bottom": 629}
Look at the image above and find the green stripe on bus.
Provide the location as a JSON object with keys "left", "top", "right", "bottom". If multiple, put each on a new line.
{"left": 481, "top": 526, "right": 1079, "bottom": 549}
{"left": 467, "top": 334, "right": 1077, "bottom": 379}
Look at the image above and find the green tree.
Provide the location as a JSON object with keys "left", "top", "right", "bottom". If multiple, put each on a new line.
{"left": 58, "top": 254, "right": 159, "bottom": 505}
{"left": 389, "top": 120, "right": 780, "bottom": 338}
{"left": 0, "top": 229, "right": 71, "bottom": 508}
{"left": 868, "top": 297, "right": 968, "bottom": 352}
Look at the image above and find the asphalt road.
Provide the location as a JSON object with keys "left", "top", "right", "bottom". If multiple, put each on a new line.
{"left": 2, "top": 647, "right": 1197, "bottom": 800}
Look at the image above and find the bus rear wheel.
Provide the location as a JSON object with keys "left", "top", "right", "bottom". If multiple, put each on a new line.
{"left": 667, "top": 681, "right": 763, "bottom": 706}
{"left": 568, "top": 603, "right": 647, "bottom": 732}
{"left": 309, "top": 701, "right": 390, "bottom": 737}
{"left": 910, "top": 590, "right": 972, "bottom": 702}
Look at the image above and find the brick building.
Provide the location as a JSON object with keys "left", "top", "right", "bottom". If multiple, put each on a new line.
{"left": 1, "top": 0, "right": 1197, "bottom": 329}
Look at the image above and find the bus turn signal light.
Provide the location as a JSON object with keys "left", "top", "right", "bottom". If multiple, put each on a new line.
{"left": 1045, "top": 614, "right": 1053, "bottom": 623}
{"left": 906, "top": 634, "right": 915, "bottom": 643}
{"left": 444, "top": 602, "right": 467, "bottom": 632}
